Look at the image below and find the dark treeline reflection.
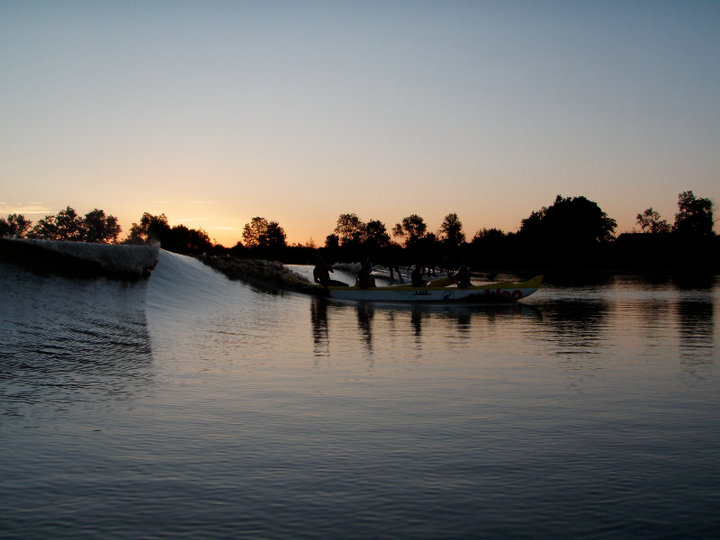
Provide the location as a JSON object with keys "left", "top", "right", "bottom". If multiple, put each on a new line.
{"left": 538, "top": 300, "right": 610, "bottom": 358}
{"left": 678, "top": 299, "right": 715, "bottom": 366}
{"left": 618, "top": 273, "right": 717, "bottom": 290}
{"left": 621, "top": 274, "right": 716, "bottom": 367}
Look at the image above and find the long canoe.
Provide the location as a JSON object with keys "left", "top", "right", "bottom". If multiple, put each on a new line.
{"left": 320, "top": 275, "right": 542, "bottom": 303}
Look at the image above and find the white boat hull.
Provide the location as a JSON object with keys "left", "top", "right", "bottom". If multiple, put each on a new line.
{"left": 324, "top": 276, "right": 542, "bottom": 303}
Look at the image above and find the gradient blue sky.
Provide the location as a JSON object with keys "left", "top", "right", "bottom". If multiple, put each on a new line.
{"left": 2, "top": 1, "right": 718, "bottom": 246}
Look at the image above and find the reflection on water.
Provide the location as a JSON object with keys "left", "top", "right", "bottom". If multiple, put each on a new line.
{"left": 540, "top": 300, "right": 609, "bottom": 357}
{"left": 678, "top": 299, "right": 714, "bottom": 366}
{"left": 355, "top": 303, "right": 375, "bottom": 352}
{"left": 411, "top": 305, "right": 423, "bottom": 337}
{"left": 0, "top": 263, "right": 152, "bottom": 418}
{"left": 310, "top": 297, "right": 329, "bottom": 357}
{"left": 2, "top": 257, "right": 719, "bottom": 539}
{"left": 307, "top": 283, "right": 717, "bottom": 390}
{"left": 310, "top": 298, "right": 544, "bottom": 356}
{"left": 640, "top": 298, "right": 673, "bottom": 341}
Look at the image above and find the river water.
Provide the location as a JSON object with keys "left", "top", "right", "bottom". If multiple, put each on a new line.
{"left": 1, "top": 251, "right": 718, "bottom": 538}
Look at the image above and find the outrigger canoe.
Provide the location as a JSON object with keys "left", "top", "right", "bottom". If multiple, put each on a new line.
{"left": 314, "top": 275, "right": 542, "bottom": 303}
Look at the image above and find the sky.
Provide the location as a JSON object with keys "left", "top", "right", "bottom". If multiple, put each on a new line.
{"left": 1, "top": 1, "right": 719, "bottom": 246}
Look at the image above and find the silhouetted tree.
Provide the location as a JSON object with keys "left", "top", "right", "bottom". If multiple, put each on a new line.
{"left": 439, "top": 213, "right": 465, "bottom": 248}
{"left": 55, "top": 207, "right": 85, "bottom": 240}
{"left": 20, "top": 207, "right": 121, "bottom": 243}
{"left": 673, "top": 191, "right": 714, "bottom": 236}
{"left": 0, "top": 214, "right": 32, "bottom": 238}
{"left": 334, "top": 213, "right": 365, "bottom": 246}
{"left": 242, "top": 217, "right": 287, "bottom": 249}
{"left": 636, "top": 207, "right": 671, "bottom": 234}
{"left": 324, "top": 234, "right": 340, "bottom": 250}
{"left": 28, "top": 214, "right": 58, "bottom": 239}
{"left": 83, "top": 209, "right": 122, "bottom": 243}
{"left": 519, "top": 195, "right": 617, "bottom": 244}
{"left": 242, "top": 217, "right": 269, "bottom": 248}
{"left": 472, "top": 227, "right": 506, "bottom": 243}
{"left": 124, "top": 212, "right": 215, "bottom": 254}
{"left": 330, "top": 214, "right": 392, "bottom": 261}
{"left": 166, "top": 225, "right": 214, "bottom": 254}
{"left": 259, "top": 221, "right": 287, "bottom": 249}
{"left": 364, "top": 219, "right": 390, "bottom": 251}
{"left": 393, "top": 214, "right": 427, "bottom": 246}
{"left": 467, "top": 228, "right": 518, "bottom": 270}
{"left": 126, "top": 213, "right": 171, "bottom": 244}
{"left": 29, "top": 206, "right": 85, "bottom": 241}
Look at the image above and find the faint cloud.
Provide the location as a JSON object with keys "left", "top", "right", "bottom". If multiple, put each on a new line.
{"left": 0, "top": 202, "right": 52, "bottom": 215}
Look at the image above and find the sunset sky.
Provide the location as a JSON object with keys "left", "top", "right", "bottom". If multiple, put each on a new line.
{"left": 1, "top": 1, "right": 718, "bottom": 246}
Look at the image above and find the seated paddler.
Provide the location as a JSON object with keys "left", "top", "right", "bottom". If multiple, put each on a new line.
{"left": 356, "top": 259, "right": 376, "bottom": 289}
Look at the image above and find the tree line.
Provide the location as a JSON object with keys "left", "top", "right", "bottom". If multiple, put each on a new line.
{"left": 313, "top": 191, "right": 715, "bottom": 272}
{"left": 0, "top": 207, "right": 121, "bottom": 243}
{"left": 1, "top": 190, "right": 716, "bottom": 271}
{"left": 0, "top": 208, "right": 214, "bottom": 255}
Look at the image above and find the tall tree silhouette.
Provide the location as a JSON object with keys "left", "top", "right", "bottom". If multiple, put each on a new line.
{"left": 0, "top": 214, "right": 32, "bottom": 238}
{"left": 242, "top": 217, "right": 270, "bottom": 248}
{"left": 126, "top": 213, "right": 171, "bottom": 244}
{"left": 363, "top": 219, "right": 390, "bottom": 252}
{"left": 259, "top": 221, "right": 287, "bottom": 249}
{"left": 636, "top": 207, "right": 670, "bottom": 233}
{"left": 83, "top": 209, "right": 122, "bottom": 243}
{"left": 439, "top": 213, "right": 465, "bottom": 248}
{"left": 393, "top": 214, "right": 427, "bottom": 247}
{"left": 673, "top": 191, "right": 714, "bottom": 236}
{"left": 242, "top": 217, "right": 287, "bottom": 249}
{"left": 519, "top": 195, "right": 616, "bottom": 244}
{"left": 334, "top": 213, "right": 365, "bottom": 247}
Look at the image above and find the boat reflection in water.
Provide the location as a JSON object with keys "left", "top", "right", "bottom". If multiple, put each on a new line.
{"left": 310, "top": 296, "right": 542, "bottom": 356}
{"left": 310, "top": 295, "right": 330, "bottom": 357}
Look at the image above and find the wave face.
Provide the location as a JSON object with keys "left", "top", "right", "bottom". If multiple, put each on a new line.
{"left": 0, "top": 249, "right": 304, "bottom": 417}
{"left": 144, "top": 250, "right": 313, "bottom": 365}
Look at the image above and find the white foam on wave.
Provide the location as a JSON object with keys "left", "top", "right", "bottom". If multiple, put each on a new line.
{"left": 144, "top": 250, "right": 314, "bottom": 366}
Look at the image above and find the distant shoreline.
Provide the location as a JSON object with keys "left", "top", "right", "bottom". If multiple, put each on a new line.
{"left": 2, "top": 236, "right": 717, "bottom": 287}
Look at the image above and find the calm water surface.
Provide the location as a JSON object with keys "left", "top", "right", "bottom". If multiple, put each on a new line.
{"left": 1, "top": 252, "right": 718, "bottom": 538}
